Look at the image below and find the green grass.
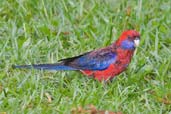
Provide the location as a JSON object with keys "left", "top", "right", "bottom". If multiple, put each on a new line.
{"left": 0, "top": 0, "right": 171, "bottom": 113}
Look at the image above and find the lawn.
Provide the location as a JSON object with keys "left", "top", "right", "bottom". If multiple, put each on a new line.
{"left": 0, "top": 0, "right": 171, "bottom": 113}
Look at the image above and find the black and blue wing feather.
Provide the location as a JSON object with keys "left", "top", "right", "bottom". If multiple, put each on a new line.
{"left": 13, "top": 47, "right": 117, "bottom": 71}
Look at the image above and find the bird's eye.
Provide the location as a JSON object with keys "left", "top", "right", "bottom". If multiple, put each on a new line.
{"left": 127, "top": 36, "right": 131, "bottom": 39}
{"left": 135, "top": 37, "right": 140, "bottom": 40}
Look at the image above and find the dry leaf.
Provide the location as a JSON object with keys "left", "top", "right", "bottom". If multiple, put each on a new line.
{"left": 71, "top": 104, "right": 122, "bottom": 114}
{"left": 126, "top": 6, "right": 131, "bottom": 16}
{"left": 157, "top": 94, "right": 171, "bottom": 105}
{"left": 0, "top": 112, "right": 7, "bottom": 114}
{"left": 45, "top": 92, "right": 52, "bottom": 103}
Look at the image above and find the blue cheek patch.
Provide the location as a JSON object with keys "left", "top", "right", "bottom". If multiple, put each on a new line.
{"left": 121, "top": 40, "right": 135, "bottom": 50}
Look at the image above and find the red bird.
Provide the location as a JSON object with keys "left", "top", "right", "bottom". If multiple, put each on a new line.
{"left": 14, "top": 30, "right": 140, "bottom": 81}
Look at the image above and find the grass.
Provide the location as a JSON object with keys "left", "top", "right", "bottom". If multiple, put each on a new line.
{"left": 0, "top": 0, "right": 171, "bottom": 113}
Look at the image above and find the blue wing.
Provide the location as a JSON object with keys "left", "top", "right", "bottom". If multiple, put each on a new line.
{"left": 60, "top": 47, "right": 117, "bottom": 70}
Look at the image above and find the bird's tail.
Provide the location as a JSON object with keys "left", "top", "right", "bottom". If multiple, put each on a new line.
{"left": 13, "top": 63, "right": 77, "bottom": 70}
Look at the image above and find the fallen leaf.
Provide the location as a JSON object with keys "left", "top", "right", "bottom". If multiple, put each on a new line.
{"left": 0, "top": 112, "right": 6, "bottom": 114}
{"left": 148, "top": 90, "right": 171, "bottom": 105}
{"left": 126, "top": 6, "right": 131, "bottom": 16}
{"left": 45, "top": 92, "right": 52, "bottom": 103}
{"left": 61, "top": 32, "right": 70, "bottom": 35}
{"left": 71, "top": 104, "right": 122, "bottom": 114}
{"left": 157, "top": 94, "right": 171, "bottom": 105}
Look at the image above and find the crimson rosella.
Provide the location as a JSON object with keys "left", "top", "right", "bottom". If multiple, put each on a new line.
{"left": 14, "top": 30, "right": 140, "bottom": 81}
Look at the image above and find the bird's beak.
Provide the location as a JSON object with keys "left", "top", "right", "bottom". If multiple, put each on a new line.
{"left": 134, "top": 37, "right": 140, "bottom": 47}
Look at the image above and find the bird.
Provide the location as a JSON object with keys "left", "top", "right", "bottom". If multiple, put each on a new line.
{"left": 13, "top": 30, "right": 140, "bottom": 81}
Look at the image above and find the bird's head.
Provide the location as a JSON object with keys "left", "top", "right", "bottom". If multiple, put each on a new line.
{"left": 115, "top": 30, "right": 140, "bottom": 50}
